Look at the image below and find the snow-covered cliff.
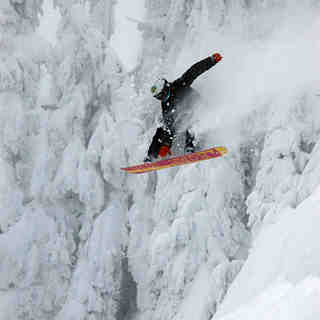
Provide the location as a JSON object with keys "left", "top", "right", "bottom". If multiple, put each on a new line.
{"left": 0, "top": 1, "right": 320, "bottom": 320}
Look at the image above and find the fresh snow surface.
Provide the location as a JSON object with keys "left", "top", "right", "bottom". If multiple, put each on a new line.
{"left": 215, "top": 185, "right": 320, "bottom": 318}
{"left": 0, "top": 1, "right": 320, "bottom": 320}
{"left": 215, "top": 277, "right": 320, "bottom": 320}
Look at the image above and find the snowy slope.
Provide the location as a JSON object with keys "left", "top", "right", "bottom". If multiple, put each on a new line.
{"left": 216, "top": 278, "right": 320, "bottom": 320}
{"left": 215, "top": 186, "right": 320, "bottom": 318}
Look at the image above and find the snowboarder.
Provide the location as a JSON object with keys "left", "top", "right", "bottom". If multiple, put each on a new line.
{"left": 144, "top": 53, "right": 223, "bottom": 162}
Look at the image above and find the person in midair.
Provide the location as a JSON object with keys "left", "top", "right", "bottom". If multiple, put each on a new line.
{"left": 144, "top": 53, "right": 223, "bottom": 162}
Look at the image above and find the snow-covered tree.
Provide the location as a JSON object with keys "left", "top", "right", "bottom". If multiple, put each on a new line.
{"left": 30, "top": 1, "right": 143, "bottom": 319}
{"left": 1, "top": 0, "right": 320, "bottom": 320}
{"left": 126, "top": 1, "right": 320, "bottom": 320}
{"left": 0, "top": 1, "right": 76, "bottom": 319}
{"left": 0, "top": 0, "right": 49, "bottom": 230}
{"left": 125, "top": 2, "right": 254, "bottom": 320}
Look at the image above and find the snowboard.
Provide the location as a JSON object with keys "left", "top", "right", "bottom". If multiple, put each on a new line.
{"left": 121, "top": 146, "right": 227, "bottom": 174}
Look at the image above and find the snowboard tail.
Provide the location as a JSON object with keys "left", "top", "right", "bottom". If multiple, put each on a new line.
{"left": 121, "top": 146, "right": 227, "bottom": 174}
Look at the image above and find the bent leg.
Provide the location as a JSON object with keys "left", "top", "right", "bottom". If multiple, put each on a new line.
{"left": 185, "top": 129, "right": 195, "bottom": 153}
{"left": 147, "top": 127, "right": 173, "bottom": 159}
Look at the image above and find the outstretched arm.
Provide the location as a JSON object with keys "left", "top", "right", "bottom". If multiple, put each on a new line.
{"left": 172, "top": 53, "right": 222, "bottom": 89}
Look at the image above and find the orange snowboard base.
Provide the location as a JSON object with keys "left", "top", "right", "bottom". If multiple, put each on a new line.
{"left": 121, "top": 146, "right": 227, "bottom": 174}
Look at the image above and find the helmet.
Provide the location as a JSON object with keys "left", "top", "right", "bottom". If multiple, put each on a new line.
{"left": 151, "top": 78, "right": 170, "bottom": 101}
{"left": 151, "top": 78, "right": 165, "bottom": 96}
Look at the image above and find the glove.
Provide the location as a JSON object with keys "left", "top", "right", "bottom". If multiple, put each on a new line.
{"left": 212, "top": 53, "right": 222, "bottom": 63}
{"left": 158, "top": 145, "right": 172, "bottom": 158}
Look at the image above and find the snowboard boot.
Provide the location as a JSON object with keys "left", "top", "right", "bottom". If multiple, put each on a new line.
{"left": 144, "top": 155, "right": 153, "bottom": 163}
{"left": 185, "top": 130, "right": 195, "bottom": 154}
{"left": 185, "top": 146, "right": 194, "bottom": 154}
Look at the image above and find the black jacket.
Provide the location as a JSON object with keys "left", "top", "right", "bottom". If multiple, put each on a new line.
{"left": 148, "top": 56, "right": 218, "bottom": 158}
{"left": 162, "top": 56, "right": 217, "bottom": 130}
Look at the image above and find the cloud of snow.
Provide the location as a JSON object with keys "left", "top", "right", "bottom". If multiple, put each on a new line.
{"left": 170, "top": 4, "right": 320, "bottom": 149}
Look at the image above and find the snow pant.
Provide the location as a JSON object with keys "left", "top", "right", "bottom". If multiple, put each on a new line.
{"left": 147, "top": 126, "right": 195, "bottom": 159}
